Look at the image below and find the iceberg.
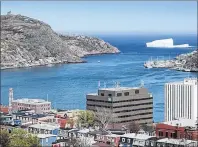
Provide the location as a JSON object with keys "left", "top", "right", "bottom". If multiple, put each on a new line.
{"left": 146, "top": 38, "right": 190, "bottom": 48}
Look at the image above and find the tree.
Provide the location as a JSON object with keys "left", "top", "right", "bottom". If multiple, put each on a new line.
{"left": 94, "top": 107, "right": 115, "bottom": 130}
{"left": 141, "top": 123, "right": 154, "bottom": 134}
{"left": 77, "top": 135, "right": 94, "bottom": 147}
{"left": 9, "top": 128, "right": 41, "bottom": 147}
{"left": 0, "top": 129, "right": 10, "bottom": 147}
{"left": 128, "top": 121, "right": 140, "bottom": 133}
{"left": 77, "top": 110, "right": 95, "bottom": 128}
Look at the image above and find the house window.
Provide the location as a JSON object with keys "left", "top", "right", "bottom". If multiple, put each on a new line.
{"left": 135, "top": 90, "right": 139, "bottom": 94}
{"left": 166, "top": 132, "right": 168, "bottom": 137}
{"left": 124, "top": 92, "right": 129, "bottom": 96}
{"left": 101, "top": 93, "right": 104, "bottom": 96}
{"left": 117, "top": 93, "right": 122, "bottom": 97}
{"left": 127, "top": 139, "right": 130, "bottom": 143}
{"left": 122, "top": 138, "right": 125, "bottom": 142}
{"left": 159, "top": 131, "right": 163, "bottom": 137}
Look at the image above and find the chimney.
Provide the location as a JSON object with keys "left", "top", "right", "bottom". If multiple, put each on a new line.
{"left": 9, "top": 88, "right": 13, "bottom": 114}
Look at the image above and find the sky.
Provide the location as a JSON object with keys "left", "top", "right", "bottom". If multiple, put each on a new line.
{"left": 1, "top": 1, "right": 197, "bottom": 35}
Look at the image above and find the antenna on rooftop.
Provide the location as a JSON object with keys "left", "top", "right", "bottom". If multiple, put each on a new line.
{"left": 98, "top": 81, "right": 101, "bottom": 88}
{"left": 104, "top": 82, "right": 106, "bottom": 88}
{"left": 7, "top": 11, "right": 11, "bottom": 15}
{"left": 115, "top": 81, "right": 120, "bottom": 88}
{"left": 140, "top": 80, "right": 144, "bottom": 88}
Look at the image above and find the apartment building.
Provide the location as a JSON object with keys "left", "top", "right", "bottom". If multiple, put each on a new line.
{"left": 86, "top": 86, "right": 153, "bottom": 125}
{"left": 12, "top": 98, "right": 51, "bottom": 114}
{"left": 165, "top": 78, "right": 198, "bottom": 122}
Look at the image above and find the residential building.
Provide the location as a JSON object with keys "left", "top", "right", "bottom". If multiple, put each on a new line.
{"left": 86, "top": 86, "right": 153, "bottom": 125}
{"left": 0, "top": 115, "right": 12, "bottom": 125}
{"left": 28, "top": 123, "right": 59, "bottom": 135}
{"left": 165, "top": 78, "right": 198, "bottom": 121}
{"left": 156, "top": 123, "right": 198, "bottom": 141}
{"left": 156, "top": 138, "right": 198, "bottom": 147}
{"left": 12, "top": 111, "right": 47, "bottom": 126}
{"left": 0, "top": 104, "right": 9, "bottom": 114}
{"left": 37, "top": 134, "right": 57, "bottom": 147}
{"left": 119, "top": 130, "right": 156, "bottom": 147}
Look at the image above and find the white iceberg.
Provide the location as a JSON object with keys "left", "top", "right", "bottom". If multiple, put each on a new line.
{"left": 146, "top": 38, "right": 190, "bottom": 48}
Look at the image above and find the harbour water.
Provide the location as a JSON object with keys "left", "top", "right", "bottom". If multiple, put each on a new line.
{"left": 1, "top": 34, "right": 197, "bottom": 122}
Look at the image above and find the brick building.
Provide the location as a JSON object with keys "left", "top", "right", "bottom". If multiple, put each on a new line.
{"left": 12, "top": 98, "right": 51, "bottom": 114}
{"left": 156, "top": 123, "right": 198, "bottom": 141}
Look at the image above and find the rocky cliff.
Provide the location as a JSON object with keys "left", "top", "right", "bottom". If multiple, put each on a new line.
{"left": 1, "top": 14, "right": 120, "bottom": 69}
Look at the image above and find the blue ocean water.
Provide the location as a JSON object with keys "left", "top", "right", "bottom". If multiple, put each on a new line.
{"left": 1, "top": 34, "right": 197, "bottom": 122}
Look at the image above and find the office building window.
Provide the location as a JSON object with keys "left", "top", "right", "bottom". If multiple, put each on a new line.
{"left": 135, "top": 90, "right": 139, "bottom": 94}
{"left": 101, "top": 93, "right": 104, "bottom": 96}
{"left": 124, "top": 92, "right": 129, "bottom": 96}
{"left": 108, "top": 94, "right": 112, "bottom": 97}
{"left": 117, "top": 93, "right": 122, "bottom": 97}
{"left": 127, "top": 139, "right": 130, "bottom": 143}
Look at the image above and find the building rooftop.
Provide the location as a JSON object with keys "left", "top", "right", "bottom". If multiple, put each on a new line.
{"left": 29, "top": 123, "right": 59, "bottom": 130}
{"left": 166, "top": 78, "right": 197, "bottom": 85}
{"left": 157, "top": 138, "right": 198, "bottom": 145}
{"left": 163, "top": 118, "right": 197, "bottom": 128}
{"left": 121, "top": 133, "right": 154, "bottom": 140}
{"left": 77, "top": 128, "right": 91, "bottom": 134}
{"left": 36, "top": 134, "right": 57, "bottom": 139}
{"left": 99, "top": 87, "right": 140, "bottom": 91}
{"left": 12, "top": 98, "right": 51, "bottom": 105}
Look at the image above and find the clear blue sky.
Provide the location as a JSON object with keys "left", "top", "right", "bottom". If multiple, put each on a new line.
{"left": 1, "top": 1, "right": 197, "bottom": 35}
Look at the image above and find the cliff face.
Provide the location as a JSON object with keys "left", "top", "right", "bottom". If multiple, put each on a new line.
{"left": 1, "top": 14, "right": 120, "bottom": 69}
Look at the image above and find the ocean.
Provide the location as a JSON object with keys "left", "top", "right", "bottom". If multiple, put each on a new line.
{"left": 1, "top": 34, "right": 197, "bottom": 122}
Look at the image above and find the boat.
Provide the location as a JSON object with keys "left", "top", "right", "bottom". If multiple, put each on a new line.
{"left": 144, "top": 57, "right": 154, "bottom": 68}
{"left": 184, "top": 69, "right": 191, "bottom": 72}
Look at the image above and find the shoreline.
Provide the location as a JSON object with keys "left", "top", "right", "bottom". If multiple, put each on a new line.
{"left": 1, "top": 52, "right": 121, "bottom": 70}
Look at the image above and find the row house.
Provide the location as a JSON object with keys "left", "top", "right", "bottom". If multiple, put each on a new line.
{"left": 28, "top": 123, "right": 59, "bottom": 135}
{"left": 156, "top": 123, "right": 198, "bottom": 141}
{"left": 119, "top": 130, "right": 156, "bottom": 147}
{"left": 156, "top": 138, "right": 198, "bottom": 147}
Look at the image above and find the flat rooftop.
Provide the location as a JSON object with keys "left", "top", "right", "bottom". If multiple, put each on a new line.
{"left": 166, "top": 78, "right": 197, "bottom": 85}
{"left": 12, "top": 98, "right": 51, "bottom": 104}
{"left": 29, "top": 123, "right": 59, "bottom": 130}
{"left": 163, "top": 118, "right": 197, "bottom": 128}
{"left": 157, "top": 138, "right": 198, "bottom": 145}
{"left": 99, "top": 86, "right": 141, "bottom": 91}
{"left": 36, "top": 134, "right": 57, "bottom": 138}
{"left": 121, "top": 133, "right": 154, "bottom": 140}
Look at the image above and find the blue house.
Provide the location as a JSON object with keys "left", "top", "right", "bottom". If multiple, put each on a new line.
{"left": 12, "top": 119, "right": 22, "bottom": 126}
{"left": 37, "top": 134, "right": 57, "bottom": 147}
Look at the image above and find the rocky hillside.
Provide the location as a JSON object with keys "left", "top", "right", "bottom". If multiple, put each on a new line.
{"left": 1, "top": 14, "right": 120, "bottom": 69}
{"left": 175, "top": 49, "right": 198, "bottom": 70}
{"left": 144, "top": 49, "right": 198, "bottom": 72}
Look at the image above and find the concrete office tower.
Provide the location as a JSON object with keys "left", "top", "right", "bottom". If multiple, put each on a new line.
{"left": 86, "top": 85, "right": 153, "bottom": 125}
{"left": 165, "top": 78, "right": 198, "bottom": 122}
